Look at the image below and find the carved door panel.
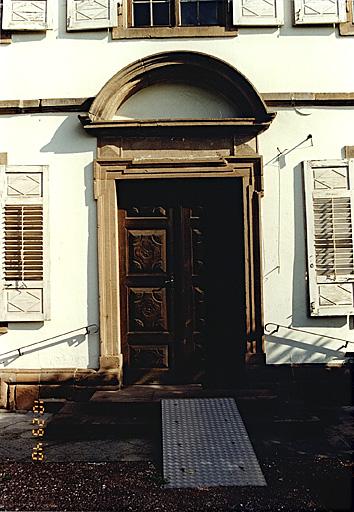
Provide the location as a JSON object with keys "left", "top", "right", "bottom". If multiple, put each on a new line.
{"left": 118, "top": 179, "right": 245, "bottom": 385}
{"left": 118, "top": 185, "right": 177, "bottom": 384}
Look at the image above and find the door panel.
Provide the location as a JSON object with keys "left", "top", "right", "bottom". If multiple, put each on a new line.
{"left": 118, "top": 198, "right": 176, "bottom": 383}
{"left": 118, "top": 179, "right": 245, "bottom": 385}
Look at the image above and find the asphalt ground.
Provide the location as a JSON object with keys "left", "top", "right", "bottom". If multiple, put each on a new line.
{"left": 0, "top": 401, "right": 352, "bottom": 511}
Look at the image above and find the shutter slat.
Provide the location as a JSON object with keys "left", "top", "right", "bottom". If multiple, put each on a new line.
{"left": 4, "top": 204, "right": 44, "bottom": 282}
{"left": 313, "top": 195, "right": 354, "bottom": 280}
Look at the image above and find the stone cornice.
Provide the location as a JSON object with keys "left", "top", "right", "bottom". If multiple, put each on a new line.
{"left": 0, "top": 93, "right": 354, "bottom": 115}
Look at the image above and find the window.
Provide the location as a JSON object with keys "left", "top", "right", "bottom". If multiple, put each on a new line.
{"left": 132, "top": 0, "right": 172, "bottom": 26}
{"left": 304, "top": 159, "right": 354, "bottom": 316}
{"left": 113, "top": 0, "right": 237, "bottom": 37}
{"left": 131, "top": 0, "right": 225, "bottom": 27}
{"left": 0, "top": 165, "right": 50, "bottom": 321}
{"left": 180, "top": 0, "right": 225, "bottom": 26}
{"left": 112, "top": 0, "right": 287, "bottom": 38}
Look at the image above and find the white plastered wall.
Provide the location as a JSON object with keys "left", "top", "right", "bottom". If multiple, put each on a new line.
{"left": 0, "top": 114, "right": 99, "bottom": 369}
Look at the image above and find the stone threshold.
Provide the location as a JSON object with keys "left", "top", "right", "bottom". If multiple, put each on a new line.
{"left": 90, "top": 385, "right": 277, "bottom": 403}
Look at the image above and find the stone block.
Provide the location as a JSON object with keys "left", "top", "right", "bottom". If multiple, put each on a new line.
{"left": 345, "top": 146, "right": 354, "bottom": 159}
{"left": 15, "top": 385, "right": 39, "bottom": 410}
{"left": 0, "top": 380, "right": 8, "bottom": 408}
{"left": 99, "top": 355, "right": 122, "bottom": 370}
{"left": 39, "top": 384, "right": 67, "bottom": 399}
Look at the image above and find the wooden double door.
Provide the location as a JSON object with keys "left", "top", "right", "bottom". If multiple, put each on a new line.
{"left": 118, "top": 178, "right": 246, "bottom": 385}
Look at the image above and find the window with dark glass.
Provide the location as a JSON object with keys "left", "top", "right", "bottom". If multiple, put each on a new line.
{"left": 180, "top": 0, "right": 224, "bottom": 26}
{"left": 132, "top": 0, "right": 226, "bottom": 27}
{"left": 132, "top": 0, "right": 172, "bottom": 26}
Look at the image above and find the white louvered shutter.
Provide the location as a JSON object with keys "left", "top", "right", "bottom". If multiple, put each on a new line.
{"left": 2, "top": 0, "right": 53, "bottom": 30}
{"left": 0, "top": 165, "right": 50, "bottom": 321}
{"left": 294, "top": 0, "right": 346, "bottom": 24}
{"left": 232, "top": 0, "right": 284, "bottom": 25}
{"left": 304, "top": 159, "right": 354, "bottom": 316}
{"left": 67, "top": 0, "right": 118, "bottom": 30}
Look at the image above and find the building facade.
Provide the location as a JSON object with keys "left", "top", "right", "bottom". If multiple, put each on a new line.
{"left": 1, "top": 0, "right": 354, "bottom": 408}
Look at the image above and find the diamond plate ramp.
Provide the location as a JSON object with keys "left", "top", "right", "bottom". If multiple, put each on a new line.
{"left": 162, "top": 397, "right": 266, "bottom": 488}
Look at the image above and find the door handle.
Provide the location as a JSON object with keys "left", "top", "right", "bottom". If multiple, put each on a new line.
{"left": 164, "top": 275, "right": 175, "bottom": 285}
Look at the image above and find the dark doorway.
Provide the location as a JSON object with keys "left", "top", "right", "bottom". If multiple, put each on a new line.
{"left": 117, "top": 178, "right": 246, "bottom": 385}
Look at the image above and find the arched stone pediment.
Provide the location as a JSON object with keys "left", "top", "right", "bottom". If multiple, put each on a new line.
{"left": 88, "top": 51, "right": 273, "bottom": 124}
{"left": 80, "top": 51, "right": 275, "bottom": 141}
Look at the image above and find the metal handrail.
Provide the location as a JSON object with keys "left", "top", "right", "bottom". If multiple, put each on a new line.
{"left": 0, "top": 324, "right": 98, "bottom": 358}
{"left": 264, "top": 322, "right": 354, "bottom": 351}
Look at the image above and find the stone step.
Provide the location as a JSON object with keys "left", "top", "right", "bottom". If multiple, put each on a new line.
{"left": 45, "top": 386, "right": 280, "bottom": 440}
{"left": 90, "top": 386, "right": 278, "bottom": 403}
{"left": 41, "top": 398, "right": 66, "bottom": 414}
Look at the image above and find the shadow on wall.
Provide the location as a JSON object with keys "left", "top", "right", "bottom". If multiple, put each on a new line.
{"left": 0, "top": 333, "right": 87, "bottom": 367}
{"left": 40, "top": 115, "right": 94, "bottom": 154}
{"left": 265, "top": 333, "right": 346, "bottom": 364}
{"left": 291, "top": 162, "right": 346, "bottom": 329}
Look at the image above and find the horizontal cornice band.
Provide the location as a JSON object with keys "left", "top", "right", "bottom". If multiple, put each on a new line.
{"left": 0, "top": 93, "right": 354, "bottom": 114}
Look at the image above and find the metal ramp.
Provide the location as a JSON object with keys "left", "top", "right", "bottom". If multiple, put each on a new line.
{"left": 162, "top": 397, "right": 266, "bottom": 488}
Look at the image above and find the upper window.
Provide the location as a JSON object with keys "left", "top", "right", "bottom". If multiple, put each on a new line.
{"left": 112, "top": 0, "right": 286, "bottom": 38}
{"left": 112, "top": 0, "right": 236, "bottom": 37}
{"left": 131, "top": 0, "right": 226, "bottom": 27}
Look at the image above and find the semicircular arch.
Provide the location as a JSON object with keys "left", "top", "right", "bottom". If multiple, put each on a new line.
{"left": 89, "top": 51, "right": 272, "bottom": 123}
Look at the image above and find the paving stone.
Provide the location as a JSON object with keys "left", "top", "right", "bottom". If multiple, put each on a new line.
{"left": 43, "top": 438, "right": 154, "bottom": 462}
{"left": 0, "top": 409, "right": 154, "bottom": 462}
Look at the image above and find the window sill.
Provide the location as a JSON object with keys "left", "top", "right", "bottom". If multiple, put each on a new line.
{"left": 112, "top": 25, "right": 238, "bottom": 39}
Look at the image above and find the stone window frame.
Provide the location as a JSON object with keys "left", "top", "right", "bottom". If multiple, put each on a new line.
{"left": 339, "top": 0, "right": 354, "bottom": 35}
{"left": 112, "top": 0, "right": 237, "bottom": 38}
{"left": 0, "top": 2, "right": 12, "bottom": 43}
